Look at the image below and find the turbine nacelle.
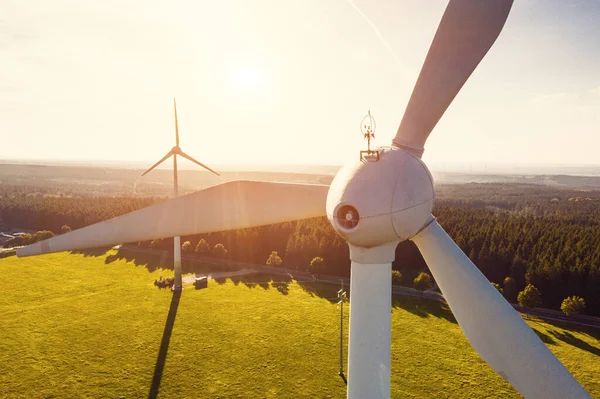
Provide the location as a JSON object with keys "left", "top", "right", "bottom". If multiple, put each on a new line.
{"left": 326, "top": 147, "right": 434, "bottom": 263}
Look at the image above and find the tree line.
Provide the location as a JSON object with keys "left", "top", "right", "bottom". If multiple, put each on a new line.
{"left": 2, "top": 183, "right": 600, "bottom": 316}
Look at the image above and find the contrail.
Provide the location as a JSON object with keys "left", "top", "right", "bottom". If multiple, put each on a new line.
{"left": 346, "top": 0, "right": 404, "bottom": 66}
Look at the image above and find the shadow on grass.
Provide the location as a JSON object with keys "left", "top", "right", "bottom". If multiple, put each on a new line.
{"left": 392, "top": 296, "right": 457, "bottom": 324}
{"left": 297, "top": 280, "right": 345, "bottom": 304}
{"left": 148, "top": 289, "right": 181, "bottom": 399}
{"left": 95, "top": 248, "right": 453, "bottom": 320}
{"left": 548, "top": 329, "right": 600, "bottom": 356}
{"left": 528, "top": 318, "right": 600, "bottom": 355}
{"left": 70, "top": 247, "right": 113, "bottom": 257}
{"left": 531, "top": 327, "right": 556, "bottom": 345}
{"left": 272, "top": 280, "right": 290, "bottom": 295}
{"left": 104, "top": 249, "right": 171, "bottom": 273}
{"left": 339, "top": 372, "right": 347, "bottom": 385}
{"left": 104, "top": 248, "right": 239, "bottom": 276}
{"left": 213, "top": 272, "right": 293, "bottom": 295}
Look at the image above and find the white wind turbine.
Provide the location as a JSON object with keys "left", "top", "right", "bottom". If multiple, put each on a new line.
{"left": 141, "top": 98, "right": 220, "bottom": 290}
{"left": 17, "top": 1, "right": 592, "bottom": 398}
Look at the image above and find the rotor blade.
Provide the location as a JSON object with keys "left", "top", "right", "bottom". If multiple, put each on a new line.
{"left": 178, "top": 149, "right": 220, "bottom": 176}
{"left": 174, "top": 98, "right": 179, "bottom": 146}
{"left": 16, "top": 181, "right": 329, "bottom": 257}
{"left": 393, "top": 0, "right": 513, "bottom": 154}
{"left": 141, "top": 150, "right": 174, "bottom": 177}
{"left": 412, "top": 219, "right": 591, "bottom": 399}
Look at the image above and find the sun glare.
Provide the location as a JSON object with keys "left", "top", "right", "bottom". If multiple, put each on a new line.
{"left": 235, "top": 66, "right": 259, "bottom": 86}
{"left": 223, "top": 62, "right": 274, "bottom": 106}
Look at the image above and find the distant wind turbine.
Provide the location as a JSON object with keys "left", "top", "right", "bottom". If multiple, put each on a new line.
{"left": 141, "top": 98, "right": 220, "bottom": 290}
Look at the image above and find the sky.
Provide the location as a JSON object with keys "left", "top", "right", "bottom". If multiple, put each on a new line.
{"left": 1, "top": 0, "right": 599, "bottom": 170}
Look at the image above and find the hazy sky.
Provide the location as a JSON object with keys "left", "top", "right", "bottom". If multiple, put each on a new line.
{"left": 1, "top": 0, "right": 599, "bottom": 169}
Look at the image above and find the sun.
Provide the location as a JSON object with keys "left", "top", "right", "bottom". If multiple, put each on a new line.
{"left": 235, "top": 66, "right": 259, "bottom": 86}
{"left": 223, "top": 62, "right": 274, "bottom": 106}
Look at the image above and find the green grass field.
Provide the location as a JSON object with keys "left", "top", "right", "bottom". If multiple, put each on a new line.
{"left": 0, "top": 251, "right": 598, "bottom": 398}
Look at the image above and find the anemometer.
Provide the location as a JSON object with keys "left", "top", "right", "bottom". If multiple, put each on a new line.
{"left": 360, "top": 110, "right": 380, "bottom": 162}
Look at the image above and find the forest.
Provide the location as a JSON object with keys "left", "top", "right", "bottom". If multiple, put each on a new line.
{"left": 1, "top": 182, "right": 600, "bottom": 316}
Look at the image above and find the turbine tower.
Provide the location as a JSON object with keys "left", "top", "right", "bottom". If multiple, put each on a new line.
{"left": 141, "top": 98, "right": 220, "bottom": 290}
{"left": 17, "top": 1, "right": 592, "bottom": 398}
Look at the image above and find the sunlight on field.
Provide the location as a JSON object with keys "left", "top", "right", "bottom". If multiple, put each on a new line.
{"left": 0, "top": 251, "right": 598, "bottom": 398}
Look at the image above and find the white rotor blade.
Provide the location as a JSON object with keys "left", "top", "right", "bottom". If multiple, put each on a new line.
{"left": 141, "top": 150, "right": 173, "bottom": 177}
{"left": 174, "top": 97, "right": 180, "bottom": 146}
{"left": 393, "top": 0, "right": 513, "bottom": 154}
{"left": 17, "top": 181, "right": 329, "bottom": 257}
{"left": 178, "top": 149, "right": 220, "bottom": 176}
{"left": 412, "top": 219, "right": 591, "bottom": 399}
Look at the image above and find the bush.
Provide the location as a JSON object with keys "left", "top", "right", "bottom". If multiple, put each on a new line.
{"left": 517, "top": 284, "right": 541, "bottom": 309}
{"left": 5, "top": 230, "right": 54, "bottom": 248}
{"left": 195, "top": 239, "right": 210, "bottom": 254}
{"left": 61, "top": 225, "right": 71, "bottom": 234}
{"left": 503, "top": 277, "right": 516, "bottom": 301}
{"left": 33, "top": 230, "right": 54, "bottom": 242}
{"left": 413, "top": 272, "right": 433, "bottom": 291}
{"left": 266, "top": 251, "right": 283, "bottom": 266}
{"left": 5, "top": 234, "right": 32, "bottom": 247}
{"left": 181, "top": 240, "right": 193, "bottom": 253}
{"left": 561, "top": 296, "right": 585, "bottom": 316}
{"left": 391, "top": 270, "right": 402, "bottom": 286}
{"left": 213, "top": 243, "right": 227, "bottom": 258}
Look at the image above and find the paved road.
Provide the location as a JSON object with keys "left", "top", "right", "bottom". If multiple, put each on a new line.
{"left": 120, "top": 245, "right": 599, "bottom": 329}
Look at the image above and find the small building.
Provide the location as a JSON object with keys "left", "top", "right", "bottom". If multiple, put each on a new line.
{"left": 194, "top": 276, "right": 208, "bottom": 290}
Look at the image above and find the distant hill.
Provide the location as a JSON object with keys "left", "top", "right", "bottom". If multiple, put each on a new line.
{"left": 2, "top": 161, "right": 600, "bottom": 197}
{"left": 432, "top": 172, "right": 600, "bottom": 189}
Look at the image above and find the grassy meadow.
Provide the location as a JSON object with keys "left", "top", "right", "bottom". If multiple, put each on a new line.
{"left": 0, "top": 251, "right": 598, "bottom": 398}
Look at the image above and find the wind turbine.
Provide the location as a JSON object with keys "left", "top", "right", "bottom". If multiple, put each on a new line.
{"left": 16, "top": 1, "right": 592, "bottom": 398}
{"left": 141, "top": 98, "right": 220, "bottom": 291}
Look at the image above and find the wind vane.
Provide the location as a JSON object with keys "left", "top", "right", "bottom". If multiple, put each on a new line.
{"left": 360, "top": 110, "right": 380, "bottom": 162}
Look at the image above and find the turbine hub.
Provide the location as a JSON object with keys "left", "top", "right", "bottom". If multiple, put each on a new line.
{"left": 326, "top": 146, "right": 434, "bottom": 260}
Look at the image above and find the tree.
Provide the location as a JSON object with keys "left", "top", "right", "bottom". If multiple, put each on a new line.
{"left": 391, "top": 270, "right": 402, "bottom": 286}
{"left": 266, "top": 251, "right": 283, "bottom": 266}
{"left": 60, "top": 225, "right": 71, "bottom": 234}
{"left": 5, "top": 233, "right": 32, "bottom": 247}
{"left": 561, "top": 296, "right": 586, "bottom": 316}
{"left": 212, "top": 243, "right": 227, "bottom": 258}
{"left": 33, "top": 230, "right": 54, "bottom": 242}
{"left": 503, "top": 276, "right": 516, "bottom": 302}
{"left": 413, "top": 272, "right": 433, "bottom": 292}
{"left": 309, "top": 256, "right": 325, "bottom": 276}
{"left": 491, "top": 282, "right": 504, "bottom": 295}
{"left": 517, "top": 284, "right": 542, "bottom": 311}
{"left": 149, "top": 238, "right": 163, "bottom": 249}
{"left": 195, "top": 239, "right": 210, "bottom": 254}
{"left": 181, "top": 240, "right": 193, "bottom": 253}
